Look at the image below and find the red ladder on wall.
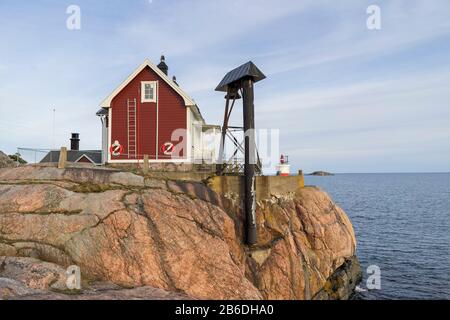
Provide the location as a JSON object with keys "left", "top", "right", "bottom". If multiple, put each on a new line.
{"left": 127, "top": 99, "right": 137, "bottom": 159}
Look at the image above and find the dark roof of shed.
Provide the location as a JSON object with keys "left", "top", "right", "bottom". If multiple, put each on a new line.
{"left": 215, "top": 61, "right": 266, "bottom": 92}
{"left": 96, "top": 108, "right": 108, "bottom": 116}
{"left": 40, "top": 150, "right": 102, "bottom": 164}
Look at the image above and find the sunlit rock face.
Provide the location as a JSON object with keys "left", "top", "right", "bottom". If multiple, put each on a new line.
{"left": 0, "top": 166, "right": 360, "bottom": 300}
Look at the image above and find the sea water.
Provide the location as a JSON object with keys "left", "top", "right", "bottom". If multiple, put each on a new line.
{"left": 305, "top": 173, "right": 450, "bottom": 300}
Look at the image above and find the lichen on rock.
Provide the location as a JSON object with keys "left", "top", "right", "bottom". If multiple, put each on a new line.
{"left": 0, "top": 165, "right": 361, "bottom": 300}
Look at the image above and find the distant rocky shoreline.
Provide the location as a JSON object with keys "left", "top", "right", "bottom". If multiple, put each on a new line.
{"left": 308, "top": 171, "right": 334, "bottom": 176}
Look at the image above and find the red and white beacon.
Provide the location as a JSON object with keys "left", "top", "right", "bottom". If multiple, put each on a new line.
{"left": 276, "top": 154, "right": 291, "bottom": 176}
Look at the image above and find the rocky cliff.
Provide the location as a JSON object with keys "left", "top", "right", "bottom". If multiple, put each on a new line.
{"left": 0, "top": 151, "right": 15, "bottom": 169}
{"left": 0, "top": 165, "right": 361, "bottom": 300}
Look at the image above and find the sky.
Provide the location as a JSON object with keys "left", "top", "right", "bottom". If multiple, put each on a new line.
{"left": 0, "top": 0, "right": 449, "bottom": 173}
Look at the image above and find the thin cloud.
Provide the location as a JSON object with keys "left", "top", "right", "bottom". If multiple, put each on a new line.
{"left": 0, "top": 0, "right": 449, "bottom": 172}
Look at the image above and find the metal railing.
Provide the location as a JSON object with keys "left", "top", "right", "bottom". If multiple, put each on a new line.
{"left": 16, "top": 148, "right": 57, "bottom": 165}
{"left": 15, "top": 147, "right": 221, "bottom": 168}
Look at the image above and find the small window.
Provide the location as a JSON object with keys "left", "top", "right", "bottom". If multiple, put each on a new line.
{"left": 141, "top": 81, "right": 157, "bottom": 103}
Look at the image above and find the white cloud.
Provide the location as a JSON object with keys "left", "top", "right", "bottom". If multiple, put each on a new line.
{"left": 119, "top": 0, "right": 313, "bottom": 57}
{"left": 260, "top": 0, "right": 450, "bottom": 76}
{"left": 0, "top": 0, "right": 449, "bottom": 172}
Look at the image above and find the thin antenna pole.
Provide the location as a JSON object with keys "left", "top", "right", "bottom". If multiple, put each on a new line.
{"left": 52, "top": 108, "right": 56, "bottom": 150}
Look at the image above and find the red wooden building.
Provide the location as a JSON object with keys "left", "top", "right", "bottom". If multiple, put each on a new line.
{"left": 97, "top": 57, "right": 219, "bottom": 165}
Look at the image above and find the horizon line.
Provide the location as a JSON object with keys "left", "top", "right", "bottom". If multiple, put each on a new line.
{"left": 302, "top": 171, "right": 450, "bottom": 174}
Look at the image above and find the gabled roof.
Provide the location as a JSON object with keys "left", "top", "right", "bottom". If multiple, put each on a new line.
{"left": 216, "top": 61, "right": 266, "bottom": 92}
{"left": 100, "top": 59, "right": 196, "bottom": 108}
{"left": 40, "top": 150, "right": 102, "bottom": 165}
{"left": 96, "top": 108, "right": 108, "bottom": 116}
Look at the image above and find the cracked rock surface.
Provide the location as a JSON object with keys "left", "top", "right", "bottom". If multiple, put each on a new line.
{"left": 0, "top": 166, "right": 360, "bottom": 300}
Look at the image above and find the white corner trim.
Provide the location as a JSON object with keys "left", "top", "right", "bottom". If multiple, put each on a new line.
{"left": 186, "top": 107, "right": 192, "bottom": 161}
{"left": 100, "top": 59, "right": 196, "bottom": 108}
{"left": 108, "top": 107, "right": 112, "bottom": 163}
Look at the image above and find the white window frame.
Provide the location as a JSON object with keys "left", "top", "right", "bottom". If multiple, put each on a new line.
{"left": 141, "top": 81, "right": 157, "bottom": 103}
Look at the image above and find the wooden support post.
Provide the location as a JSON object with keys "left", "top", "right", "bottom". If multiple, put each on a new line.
{"left": 58, "top": 147, "right": 67, "bottom": 169}
{"left": 143, "top": 155, "right": 149, "bottom": 175}
{"left": 298, "top": 170, "right": 305, "bottom": 188}
{"left": 217, "top": 97, "right": 230, "bottom": 175}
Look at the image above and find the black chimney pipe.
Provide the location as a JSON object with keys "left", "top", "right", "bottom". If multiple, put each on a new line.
{"left": 70, "top": 133, "right": 80, "bottom": 151}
